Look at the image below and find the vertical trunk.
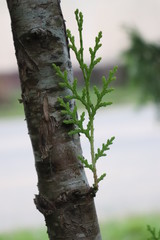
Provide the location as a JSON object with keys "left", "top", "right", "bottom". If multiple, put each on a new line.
{"left": 6, "top": 0, "right": 102, "bottom": 239}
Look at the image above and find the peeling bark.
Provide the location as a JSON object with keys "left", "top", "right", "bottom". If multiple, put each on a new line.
{"left": 6, "top": 0, "right": 102, "bottom": 239}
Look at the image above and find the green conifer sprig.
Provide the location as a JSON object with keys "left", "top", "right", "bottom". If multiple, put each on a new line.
{"left": 53, "top": 9, "right": 117, "bottom": 192}
{"left": 147, "top": 225, "right": 160, "bottom": 240}
{"left": 95, "top": 137, "right": 115, "bottom": 163}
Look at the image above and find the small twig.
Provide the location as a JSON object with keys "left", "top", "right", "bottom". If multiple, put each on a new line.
{"left": 53, "top": 9, "right": 117, "bottom": 191}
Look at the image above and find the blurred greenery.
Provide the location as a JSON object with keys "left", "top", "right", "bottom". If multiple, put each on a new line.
{"left": 101, "top": 215, "right": 160, "bottom": 240}
{"left": 0, "top": 215, "right": 159, "bottom": 240}
{"left": 123, "top": 29, "right": 160, "bottom": 111}
{"left": 0, "top": 86, "right": 140, "bottom": 119}
{"left": 0, "top": 90, "right": 24, "bottom": 118}
{"left": 0, "top": 228, "right": 48, "bottom": 240}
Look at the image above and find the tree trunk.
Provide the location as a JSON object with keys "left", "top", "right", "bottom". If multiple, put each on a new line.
{"left": 6, "top": 0, "right": 102, "bottom": 239}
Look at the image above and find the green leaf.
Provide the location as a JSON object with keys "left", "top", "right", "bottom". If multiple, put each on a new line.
{"left": 93, "top": 57, "right": 102, "bottom": 66}
{"left": 102, "top": 76, "right": 107, "bottom": 86}
{"left": 59, "top": 82, "right": 66, "bottom": 88}
{"left": 78, "top": 156, "right": 94, "bottom": 171}
{"left": 73, "top": 78, "right": 78, "bottom": 92}
{"left": 61, "top": 110, "right": 68, "bottom": 115}
{"left": 97, "top": 173, "right": 106, "bottom": 183}
{"left": 104, "top": 88, "right": 114, "bottom": 94}
{"left": 95, "top": 136, "right": 115, "bottom": 162}
{"left": 89, "top": 47, "right": 93, "bottom": 55}
{"left": 82, "top": 87, "right": 86, "bottom": 100}
{"left": 98, "top": 102, "right": 112, "bottom": 108}
{"left": 93, "top": 85, "right": 100, "bottom": 98}
{"left": 72, "top": 105, "right": 77, "bottom": 119}
{"left": 63, "top": 119, "right": 75, "bottom": 124}
{"left": 68, "top": 129, "right": 81, "bottom": 136}
{"left": 57, "top": 97, "right": 65, "bottom": 106}
{"left": 65, "top": 95, "right": 75, "bottom": 100}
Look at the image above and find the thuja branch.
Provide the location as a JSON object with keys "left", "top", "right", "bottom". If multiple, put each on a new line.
{"left": 53, "top": 9, "right": 117, "bottom": 193}
{"left": 147, "top": 225, "right": 160, "bottom": 240}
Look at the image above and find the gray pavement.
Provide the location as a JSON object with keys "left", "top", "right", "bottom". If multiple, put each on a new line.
{"left": 0, "top": 104, "right": 160, "bottom": 231}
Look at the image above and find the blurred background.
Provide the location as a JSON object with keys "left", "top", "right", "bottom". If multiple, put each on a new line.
{"left": 0, "top": 0, "right": 160, "bottom": 239}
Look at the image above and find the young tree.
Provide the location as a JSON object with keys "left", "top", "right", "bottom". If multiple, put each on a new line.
{"left": 6, "top": 0, "right": 102, "bottom": 239}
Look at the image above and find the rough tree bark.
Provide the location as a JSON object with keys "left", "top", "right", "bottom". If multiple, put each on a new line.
{"left": 6, "top": 0, "right": 102, "bottom": 239}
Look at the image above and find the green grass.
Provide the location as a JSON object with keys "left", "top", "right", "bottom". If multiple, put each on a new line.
{"left": 0, "top": 214, "right": 159, "bottom": 240}
{"left": 0, "top": 86, "right": 140, "bottom": 119}
{"left": 0, "top": 228, "right": 48, "bottom": 240}
{"left": 0, "top": 91, "right": 24, "bottom": 118}
{"left": 101, "top": 214, "right": 160, "bottom": 240}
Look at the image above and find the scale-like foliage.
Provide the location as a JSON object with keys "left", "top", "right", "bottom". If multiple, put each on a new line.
{"left": 53, "top": 9, "right": 117, "bottom": 192}
{"left": 147, "top": 225, "right": 160, "bottom": 240}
